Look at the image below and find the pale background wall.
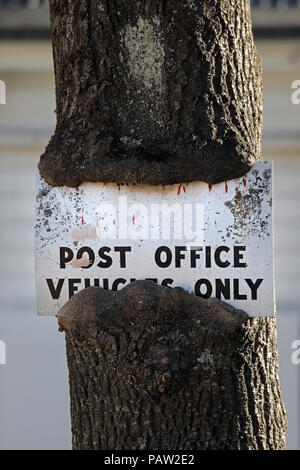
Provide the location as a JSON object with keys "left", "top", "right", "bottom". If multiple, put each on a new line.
{"left": 0, "top": 1, "right": 300, "bottom": 450}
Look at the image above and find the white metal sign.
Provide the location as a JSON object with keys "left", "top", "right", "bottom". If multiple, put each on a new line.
{"left": 35, "top": 161, "right": 274, "bottom": 317}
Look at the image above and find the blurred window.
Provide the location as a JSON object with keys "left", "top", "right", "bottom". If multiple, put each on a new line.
{"left": 0, "top": 1, "right": 46, "bottom": 7}
{"left": 251, "top": 0, "right": 299, "bottom": 7}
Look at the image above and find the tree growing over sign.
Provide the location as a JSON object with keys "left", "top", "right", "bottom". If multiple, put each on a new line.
{"left": 39, "top": 0, "right": 262, "bottom": 188}
{"left": 44, "top": 0, "right": 287, "bottom": 449}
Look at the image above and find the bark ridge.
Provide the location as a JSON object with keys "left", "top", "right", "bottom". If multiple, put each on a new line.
{"left": 58, "top": 281, "right": 286, "bottom": 450}
{"left": 39, "top": 0, "right": 262, "bottom": 187}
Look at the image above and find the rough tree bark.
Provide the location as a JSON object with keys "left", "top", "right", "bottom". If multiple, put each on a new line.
{"left": 58, "top": 282, "right": 286, "bottom": 450}
{"left": 39, "top": 0, "right": 262, "bottom": 187}
{"left": 44, "top": 0, "right": 287, "bottom": 450}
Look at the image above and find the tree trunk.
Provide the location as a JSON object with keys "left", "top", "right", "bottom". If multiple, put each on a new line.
{"left": 58, "top": 281, "right": 286, "bottom": 450}
{"left": 44, "top": 0, "right": 287, "bottom": 450}
{"left": 39, "top": 0, "right": 262, "bottom": 188}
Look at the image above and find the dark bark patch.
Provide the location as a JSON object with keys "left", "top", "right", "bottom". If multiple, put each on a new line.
{"left": 40, "top": 0, "right": 262, "bottom": 187}
{"left": 58, "top": 281, "right": 286, "bottom": 450}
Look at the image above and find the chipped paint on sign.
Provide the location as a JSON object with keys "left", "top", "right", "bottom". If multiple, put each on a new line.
{"left": 35, "top": 161, "right": 274, "bottom": 317}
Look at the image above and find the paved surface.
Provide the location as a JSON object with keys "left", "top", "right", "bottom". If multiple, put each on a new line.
{"left": 0, "top": 39, "right": 300, "bottom": 449}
